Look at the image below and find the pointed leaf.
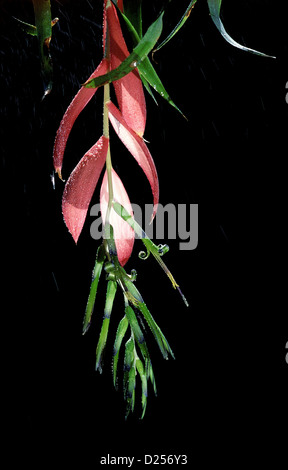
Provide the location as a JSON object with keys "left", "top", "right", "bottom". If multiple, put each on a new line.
{"left": 13, "top": 17, "right": 37, "bottom": 36}
{"left": 108, "top": 5, "right": 184, "bottom": 117}
{"left": 113, "top": 201, "right": 189, "bottom": 306}
{"left": 107, "top": 100, "right": 159, "bottom": 220}
{"left": 123, "top": 281, "right": 174, "bottom": 360}
{"left": 208, "top": 0, "right": 275, "bottom": 58}
{"left": 136, "top": 298, "right": 175, "bottom": 360}
{"left": 136, "top": 358, "right": 148, "bottom": 419}
{"left": 105, "top": 1, "right": 146, "bottom": 136}
{"left": 100, "top": 168, "right": 135, "bottom": 266}
{"left": 125, "top": 305, "right": 151, "bottom": 376}
{"left": 83, "top": 244, "right": 106, "bottom": 334}
{"left": 113, "top": 315, "right": 129, "bottom": 388}
{"left": 53, "top": 58, "right": 109, "bottom": 178}
{"left": 122, "top": 0, "right": 142, "bottom": 38}
{"left": 85, "top": 10, "right": 165, "bottom": 135}
{"left": 13, "top": 16, "right": 59, "bottom": 36}
{"left": 62, "top": 135, "right": 109, "bottom": 243}
{"left": 138, "top": 56, "right": 186, "bottom": 118}
{"left": 123, "top": 336, "right": 136, "bottom": 418}
{"left": 153, "top": 0, "right": 197, "bottom": 53}
{"left": 95, "top": 280, "right": 117, "bottom": 373}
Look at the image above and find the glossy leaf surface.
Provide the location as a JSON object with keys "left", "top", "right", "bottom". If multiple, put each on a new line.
{"left": 208, "top": 0, "right": 275, "bottom": 58}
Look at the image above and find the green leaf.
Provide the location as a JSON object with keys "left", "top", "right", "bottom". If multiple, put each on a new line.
{"left": 207, "top": 0, "right": 275, "bottom": 58}
{"left": 153, "top": 0, "right": 197, "bottom": 53}
{"left": 125, "top": 305, "right": 151, "bottom": 375}
{"left": 13, "top": 15, "right": 58, "bottom": 36}
{"left": 95, "top": 280, "right": 117, "bottom": 373}
{"left": 113, "top": 5, "right": 185, "bottom": 117}
{"left": 136, "top": 297, "right": 175, "bottom": 361}
{"left": 13, "top": 17, "right": 37, "bottom": 36}
{"left": 138, "top": 57, "right": 186, "bottom": 118}
{"left": 83, "top": 245, "right": 106, "bottom": 335}
{"left": 123, "top": 281, "right": 174, "bottom": 360}
{"left": 113, "top": 315, "right": 129, "bottom": 388}
{"left": 136, "top": 358, "right": 148, "bottom": 419}
{"left": 84, "top": 12, "right": 164, "bottom": 89}
{"left": 123, "top": 0, "right": 143, "bottom": 38}
{"left": 113, "top": 202, "right": 189, "bottom": 306}
{"left": 123, "top": 336, "right": 136, "bottom": 418}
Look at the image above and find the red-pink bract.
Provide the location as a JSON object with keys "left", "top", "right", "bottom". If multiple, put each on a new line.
{"left": 107, "top": 2, "right": 146, "bottom": 137}
{"left": 53, "top": 59, "right": 109, "bottom": 178}
{"left": 107, "top": 100, "right": 159, "bottom": 221}
{"left": 100, "top": 168, "right": 134, "bottom": 266}
{"left": 62, "top": 136, "right": 109, "bottom": 243}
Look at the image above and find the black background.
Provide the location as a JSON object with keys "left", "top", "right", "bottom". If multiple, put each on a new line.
{"left": 1, "top": 0, "right": 287, "bottom": 466}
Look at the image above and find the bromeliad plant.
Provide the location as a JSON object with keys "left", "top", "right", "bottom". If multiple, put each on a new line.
{"left": 53, "top": 0, "right": 187, "bottom": 418}
{"left": 51, "top": 0, "right": 274, "bottom": 418}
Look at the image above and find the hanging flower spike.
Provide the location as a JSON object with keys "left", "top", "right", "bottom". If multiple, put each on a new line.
{"left": 107, "top": 100, "right": 159, "bottom": 221}
{"left": 106, "top": 1, "right": 147, "bottom": 137}
{"left": 100, "top": 168, "right": 134, "bottom": 266}
{"left": 53, "top": 59, "right": 109, "bottom": 179}
{"left": 62, "top": 136, "right": 109, "bottom": 243}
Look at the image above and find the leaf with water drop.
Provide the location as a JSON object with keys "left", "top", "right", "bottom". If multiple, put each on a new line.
{"left": 84, "top": 12, "right": 164, "bottom": 89}
{"left": 112, "top": 3, "right": 185, "bottom": 117}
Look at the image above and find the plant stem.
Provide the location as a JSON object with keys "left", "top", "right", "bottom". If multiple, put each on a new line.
{"left": 103, "top": 82, "right": 113, "bottom": 210}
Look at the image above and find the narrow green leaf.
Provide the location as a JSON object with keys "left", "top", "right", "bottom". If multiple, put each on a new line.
{"left": 123, "top": 281, "right": 174, "bottom": 360}
{"left": 149, "top": 362, "right": 157, "bottom": 396}
{"left": 153, "top": 0, "right": 197, "bottom": 53}
{"left": 123, "top": 336, "right": 136, "bottom": 418}
{"left": 113, "top": 202, "right": 189, "bottom": 306}
{"left": 141, "top": 75, "right": 158, "bottom": 105}
{"left": 13, "top": 15, "right": 58, "bottom": 36}
{"left": 95, "top": 280, "right": 117, "bottom": 373}
{"left": 83, "top": 245, "right": 106, "bottom": 335}
{"left": 136, "top": 298, "right": 175, "bottom": 360}
{"left": 13, "top": 17, "right": 37, "bottom": 36}
{"left": 113, "top": 315, "right": 129, "bottom": 388}
{"left": 138, "top": 57, "right": 186, "bottom": 118}
{"left": 125, "top": 305, "right": 151, "bottom": 376}
{"left": 136, "top": 358, "right": 148, "bottom": 419}
{"left": 84, "top": 12, "right": 164, "bottom": 89}
{"left": 113, "top": 6, "right": 184, "bottom": 116}
{"left": 123, "top": 0, "right": 143, "bottom": 38}
{"left": 207, "top": 0, "right": 275, "bottom": 58}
